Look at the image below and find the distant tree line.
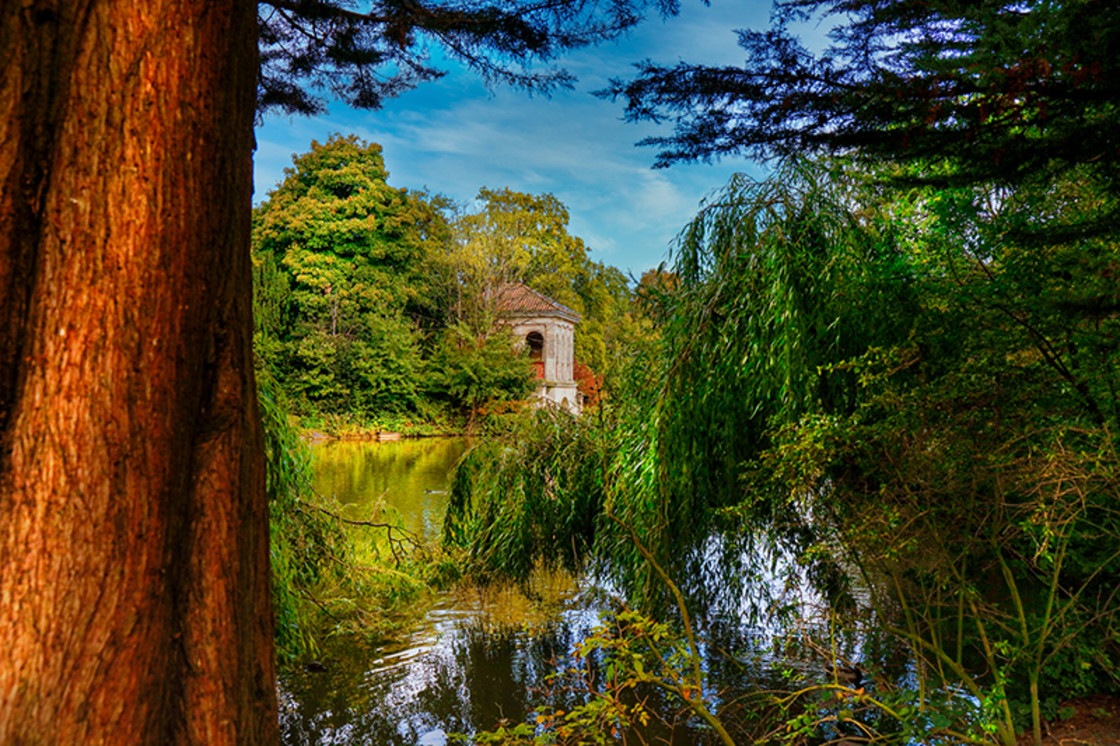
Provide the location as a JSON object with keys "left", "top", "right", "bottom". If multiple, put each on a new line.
{"left": 251, "top": 134, "right": 647, "bottom": 427}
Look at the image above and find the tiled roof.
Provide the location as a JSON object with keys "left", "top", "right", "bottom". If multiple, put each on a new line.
{"left": 493, "top": 283, "right": 581, "bottom": 322}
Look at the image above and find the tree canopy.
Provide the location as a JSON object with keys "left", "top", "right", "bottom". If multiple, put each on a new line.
{"left": 603, "top": 0, "right": 1120, "bottom": 197}
{"left": 253, "top": 135, "right": 448, "bottom": 416}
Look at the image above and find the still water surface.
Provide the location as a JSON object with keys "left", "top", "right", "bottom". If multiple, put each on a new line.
{"left": 280, "top": 437, "right": 608, "bottom": 745}
{"left": 278, "top": 437, "right": 827, "bottom": 745}
{"left": 307, "top": 437, "right": 472, "bottom": 543}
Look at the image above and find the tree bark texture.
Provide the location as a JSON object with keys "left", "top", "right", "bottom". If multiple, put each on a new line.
{"left": 0, "top": 1, "right": 277, "bottom": 743}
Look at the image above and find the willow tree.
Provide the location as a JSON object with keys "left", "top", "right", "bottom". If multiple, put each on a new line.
{"left": 642, "top": 163, "right": 1120, "bottom": 743}
{"left": 0, "top": 0, "right": 667, "bottom": 742}
{"left": 447, "top": 159, "right": 1120, "bottom": 743}
{"left": 445, "top": 160, "right": 911, "bottom": 606}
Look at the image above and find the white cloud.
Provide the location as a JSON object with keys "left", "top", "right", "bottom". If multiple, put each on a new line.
{"left": 253, "top": 1, "right": 772, "bottom": 274}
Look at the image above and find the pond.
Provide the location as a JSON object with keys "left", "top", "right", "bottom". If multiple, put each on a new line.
{"left": 278, "top": 437, "right": 898, "bottom": 745}
{"left": 306, "top": 437, "right": 472, "bottom": 543}
{"left": 280, "top": 437, "right": 608, "bottom": 745}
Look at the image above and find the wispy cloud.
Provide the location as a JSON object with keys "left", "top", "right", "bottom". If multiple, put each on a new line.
{"left": 254, "top": 1, "right": 770, "bottom": 275}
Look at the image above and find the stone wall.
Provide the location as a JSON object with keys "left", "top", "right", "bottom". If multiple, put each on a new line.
{"left": 507, "top": 315, "right": 580, "bottom": 413}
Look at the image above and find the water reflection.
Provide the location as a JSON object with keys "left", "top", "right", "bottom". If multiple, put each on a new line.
{"left": 308, "top": 437, "right": 471, "bottom": 543}
{"left": 279, "top": 572, "right": 598, "bottom": 746}
{"left": 282, "top": 438, "right": 912, "bottom": 745}
{"left": 278, "top": 581, "right": 784, "bottom": 745}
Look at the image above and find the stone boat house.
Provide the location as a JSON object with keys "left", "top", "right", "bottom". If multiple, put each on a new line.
{"left": 494, "top": 283, "right": 582, "bottom": 413}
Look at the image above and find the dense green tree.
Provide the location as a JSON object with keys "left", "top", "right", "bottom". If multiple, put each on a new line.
{"left": 252, "top": 135, "right": 444, "bottom": 417}
{"left": 254, "top": 134, "right": 441, "bottom": 325}
{"left": 427, "top": 324, "right": 535, "bottom": 428}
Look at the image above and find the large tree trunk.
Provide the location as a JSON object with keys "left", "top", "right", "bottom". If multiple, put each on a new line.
{"left": 0, "top": 2, "right": 277, "bottom": 743}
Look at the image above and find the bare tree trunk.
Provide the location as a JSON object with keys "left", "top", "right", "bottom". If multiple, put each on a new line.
{"left": 0, "top": 1, "right": 277, "bottom": 743}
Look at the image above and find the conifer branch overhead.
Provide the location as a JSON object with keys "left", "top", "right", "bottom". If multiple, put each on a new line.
{"left": 600, "top": 0, "right": 1120, "bottom": 193}
{"left": 258, "top": 0, "right": 677, "bottom": 114}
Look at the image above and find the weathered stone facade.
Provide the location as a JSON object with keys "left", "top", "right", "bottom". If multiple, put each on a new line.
{"left": 494, "top": 283, "right": 582, "bottom": 413}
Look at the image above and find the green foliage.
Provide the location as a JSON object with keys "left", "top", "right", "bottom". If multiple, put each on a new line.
{"left": 446, "top": 158, "right": 1120, "bottom": 743}
{"left": 254, "top": 134, "right": 440, "bottom": 320}
{"left": 252, "top": 134, "right": 449, "bottom": 420}
{"left": 445, "top": 407, "right": 609, "bottom": 580}
{"left": 260, "top": 367, "right": 348, "bottom": 663}
{"left": 694, "top": 162, "right": 1120, "bottom": 742}
{"left": 638, "top": 160, "right": 915, "bottom": 585}
{"left": 426, "top": 324, "right": 536, "bottom": 426}
{"left": 285, "top": 311, "right": 426, "bottom": 415}
{"left": 462, "top": 608, "right": 730, "bottom": 745}
{"left": 658, "top": 160, "right": 1120, "bottom": 742}
{"left": 253, "top": 141, "right": 641, "bottom": 427}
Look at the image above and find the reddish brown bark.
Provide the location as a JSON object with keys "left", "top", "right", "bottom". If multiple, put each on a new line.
{"left": 0, "top": 1, "right": 277, "bottom": 743}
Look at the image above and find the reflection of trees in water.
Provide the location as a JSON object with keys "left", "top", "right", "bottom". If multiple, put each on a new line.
{"left": 278, "top": 621, "right": 580, "bottom": 745}
{"left": 309, "top": 438, "right": 471, "bottom": 540}
{"left": 280, "top": 600, "right": 922, "bottom": 745}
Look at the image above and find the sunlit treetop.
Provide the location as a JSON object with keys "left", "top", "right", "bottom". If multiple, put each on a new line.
{"left": 257, "top": 0, "right": 679, "bottom": 114}
{"left": 253, "top": 134, "right": 446, "bottom": 318}
{"left": 602, "top": 0, "right": 1120, "bottom": 191}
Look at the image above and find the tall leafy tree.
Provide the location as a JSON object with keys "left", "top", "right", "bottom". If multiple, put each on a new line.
{"left": 1, "top": 0, "right": 670, "bottom": 741}
{"left": 254, "top": 134, "right": 440, "bottom": 323}
{"left": 253, "top": 135, "right": 448, "bottom": 416}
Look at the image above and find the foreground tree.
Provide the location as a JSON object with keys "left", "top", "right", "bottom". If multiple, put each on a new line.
{"left": 0, "top": 3, "right": 273, "bottom": 742}
{"left": 1, "top": 0, "right": 667, "bottom": 741}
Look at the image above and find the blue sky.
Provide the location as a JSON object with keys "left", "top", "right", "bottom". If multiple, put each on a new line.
{"left": 253, "top": 2, "right": 784, "bottom": 277}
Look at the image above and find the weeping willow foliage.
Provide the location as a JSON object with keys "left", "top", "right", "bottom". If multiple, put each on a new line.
{"left": 261, "top": 367, "right": 350, "bottom": 663}
{"left": 627, "top": 160, "right": 918, "bottom": 601}
{"left": 446, "top": 159, "right": 917, "bottom": 613}
{"left": 444, "top": 407, "right": 609, "bottom": 580}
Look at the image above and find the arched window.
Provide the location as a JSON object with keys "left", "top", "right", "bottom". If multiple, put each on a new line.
{"left": 526, "top": 331, "right": 544, "bottom": 361}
